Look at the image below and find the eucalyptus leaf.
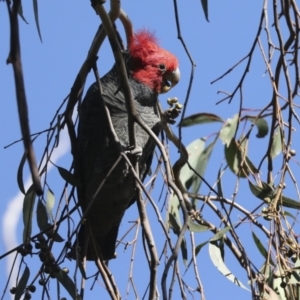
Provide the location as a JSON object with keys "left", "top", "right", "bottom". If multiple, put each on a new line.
{"left": 190, "top": 137, "right": 217, "bottom": 196}
{"left": 252, "top": 232, "right": 274, "bottom": 265}
{"left": 22, "top": 185, "right": 36, "bottom": 246}
{"left": 14, "top": 266, "right": 30, "bottom": 300}
{"left": 37, "top": 200, "right": 49, "bottom": 232}
{"left": 17, "top": 151, "right": 27, "bottom": 194}
{"left": 248, "top": 117, "right": 269, "bottom": 138}
{"left": 200, "top": 0, "right": 209, "bottom": 22}
{"left": 210, "top": 226, "right": 231, "bottom": 241}
{"left": 57, "top": 166, "right": 81, "bottom": 187}
{"left": 209, "top": 242, "right": 249, "bottom": 291}
{"left": 180, "top": 112, "right": 222, "bottom": 127}
{"left": 188, "top": 218, "right": 210, "bottom": 232}
{"left": 33, "top": 0, "right": 43, "bottom": 42}
{"left": 271, "top": 129, "right": 282, "bottom": 159}
{"left": 219, "top": 114, "right": 239, "bottom": 146}
{"left": 225, "top": 139, "right": 258, "bottom": 177}
{"left": 55, "top": 269, "right": 81, "bottom": 300}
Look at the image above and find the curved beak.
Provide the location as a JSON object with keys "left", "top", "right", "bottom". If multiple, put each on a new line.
{"left": 160, "top": 67, "right": 180, "bottom": 94}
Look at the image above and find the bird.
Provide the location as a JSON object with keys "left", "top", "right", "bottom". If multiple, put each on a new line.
{"left": 73, "top": 30, "right": 180, "bottom": 261}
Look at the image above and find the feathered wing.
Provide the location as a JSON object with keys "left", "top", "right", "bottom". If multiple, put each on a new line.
{"left": 75, "top": 63, "right": 161, "bottom": 260}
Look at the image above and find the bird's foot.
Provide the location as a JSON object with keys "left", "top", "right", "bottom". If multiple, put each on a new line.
{"left": 162, "top": 97, "right": 183, "bottom": 124}
{"left": 125, "top": 145, "right": 143, "bottom": 161}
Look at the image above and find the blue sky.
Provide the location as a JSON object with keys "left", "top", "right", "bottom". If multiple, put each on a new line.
{"left": 1, "top": 1, "right": 296, "bottom": 299}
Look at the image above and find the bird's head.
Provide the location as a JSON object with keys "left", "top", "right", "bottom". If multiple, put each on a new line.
{"left": 129, "top": 30, "right": 180, "bottom": 94}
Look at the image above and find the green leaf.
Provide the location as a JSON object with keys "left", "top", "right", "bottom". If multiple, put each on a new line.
{"left": 210, "top": 226, "right": 231, "bottom": 241}
{"left": 168, "top": 214, "right": 188, "bottom": 265}
{"left": 249, "top": 182, "right": 300, "bottom": 209}
{"left": 37, "top": 200, "right": 49, "bottom": 232}
{"left": 17, "top": 2, "right": 29, "bottom": 24}
{"left": 190, "top": 137, "right": 217, "bottom": 196}
{"left": 225, "top": 139, "right": 258, "bottom": 178}
{"left": 185, "top": 241, "right": 208, "bottom": 274}
{"left": 57, "top": 166, "right": 81, "bottom": 187}
{"left": 271, "top": 129, "right": 282, "bottom": 159}
{"left": 252, "top": 232, "right": 274, "bottom": 266}
{"left": 180, "top": 139, "right": 205, "bottom": 190}
{"left": 37, "top": 200, "right": 64, "bottom": 242}
{"left": 180, "top": 113, "right": 222, "bottom": 127}
{"left": 248, "top": 117, "right": 269, "bottom": 138}
{"left": 17, "top": 151, "right": 27, "bottom": 194}
{"left": 46, "top": 189, "right": 55, "bottom": 222}
{"left": 22, "top": 185, "right": 36, "bottom": 246}
{"left": 219, "top": 114, "right": 239, "bottom": 146}
{"left": 15, "top": 266, "right": 30, "bottom": 300}
{"left": 188, "top": 218, "right": 210, "bottom": 233}
{"left": 273, "top": 277, "right": 287, "bottom": 300}
{"left": 168, "top": 213, "right": 181, "bottom": 234}
{"left": 195, "top": 241, "right": 208, "bottom": 256}
{"left": 33, "top": 0, "right": 43, "bottom": 42}
{"left": 181, "top": 236, "right": 188, "bottom": 266}
{"left": 283, "top": 211, "right": 297, "bottom": 221}
{"left": 167, "top": 192, "right": 182, "bottom": 233}
{"left": 55, "top": 269, "right": 81, "bottom": 300}
{"left": 217, "top": 168, "right": 224, "bottom": 198}
{"left": 209, "top": 242, "right": 250, "bottom": 291}
{"left": 281, "top": 195, "right": 300, "bottom": 209}
{"left": 200, "top": 0, "right": 209, "bottom": 22}
{"left": 248, "top": 181, "right": 274, "bottom": 201}
{"left": 289, "top": 258, "right": 300, "bottom": 284}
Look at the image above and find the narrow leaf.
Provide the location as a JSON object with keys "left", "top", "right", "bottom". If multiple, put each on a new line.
{"left": 32, "top": 0, "right": 43, "bottom": 42}
{"left": 217, "top": 168, "right": 224, "bottom": 198}
{"left": 219, "top": 114, "right": 239, "bottom": 146}
{"left": 200, "top": 0, "right": 209, "bottom": 22}
{"left": 57, "top": 166, "right": 81, "bottom": 187}
{"left": 248, "top": 117, "right": 269, "bottom": 138}
{"left": 281, "top": 195, "right": 300, "bottom": 209}
{"left": 169, "top": 214, "right": 188, "bottom": 265}
{"left": 14, "top": 266, "right": 30, "bottom": 300}
{"left": 248, "top": 181, "right": 274, "bottom": 201}
{"left": 167, "top": 193, "right": 181, "bottom": 231}
{"left": 22, "top": 185, "right": 36, "bottom": 246}
{"left": 181, "top": 236, "right": 188, "bottom": 266}
{"left": 195, "top": 241, "right": 208, "bottom": 256}
{"left": 289, "top": 258, "right": 300, "bottom": 284}
{"left": 37, "top": 200, "right": 50, "bottom": 232}
{"left": 252, "top": 232, "right": 274, "bottom": 265}
{"left": 283, "top": 211, "right": 297, "bottom": 221}
{"left": 190, "top": 137, "right": 217, "bottom": 195}
{"left": 271, "top": 129, "right": 282, "bottom": 159}
{"left": 263, "top": 284, "right": 281, "bottom": 300}
{"left": 209, "top": 242, "right": 249, "bottom": 290}
{"left": 188, "top": 218, "right": 210, "bottom": 232}
{"left": 273, "top": 277, "right": 287, "bottom": 300}
{"left": 249, "top": 182, "right": 300, "bottom": 209}
{"left": 168, "top": 213, "right": 181, "bottom": 234}
{"left": 225, "top": 139, "right": 256, "bottom": 178}
{"left": 185, "top": 241, "right": 208, "bottom": 274}
{"left": 180, "top": 113, "right": 222, "bottom": 127}
{"left": 46, "top": 189, "right": 55, "bottom": 222}
{"left": 17, "top": 2, "right": 29, "bottom": 24}
{"left": 210, "top": 226, "right": 231, "bottom": 241}
{"left": 180, "top": 139, "right": 205, "bottom": 190}
{"left": 17, "top": 151, "right": 27, "bottom": 194}
{"left": 55, "top": 269, "right": 81, "bottom": 300}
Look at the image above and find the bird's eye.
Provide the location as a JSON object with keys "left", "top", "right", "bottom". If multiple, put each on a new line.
{"left": 158, "top": 64, "right": 166, "bottom": 71}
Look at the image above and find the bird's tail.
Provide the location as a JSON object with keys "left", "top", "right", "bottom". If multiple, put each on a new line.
{"left": 68, "top": 223, "right": 118, "bottom": 261}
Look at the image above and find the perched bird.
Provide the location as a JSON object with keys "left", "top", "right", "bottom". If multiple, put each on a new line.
{"left": 74, "top": 30, "right": 180, "bottom": 261}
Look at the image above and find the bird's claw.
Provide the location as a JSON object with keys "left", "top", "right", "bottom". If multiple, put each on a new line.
{"left": 162, "top": 97, "right": 183, "bottom": 124}
{"left": 125, "top": 146, "right": 143, "bottom": 160}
